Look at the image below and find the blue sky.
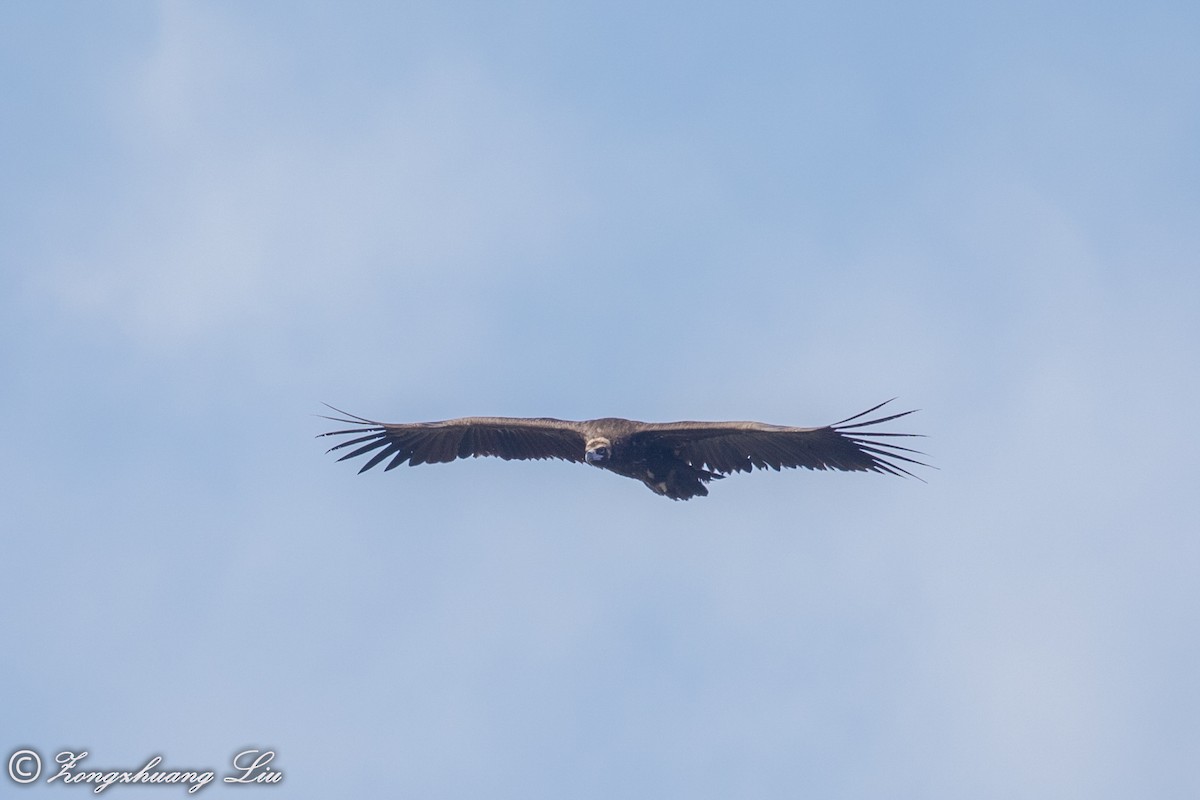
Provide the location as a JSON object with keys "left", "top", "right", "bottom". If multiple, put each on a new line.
{"left": 2, "top": 1, "right": 1198, "bottom": 797}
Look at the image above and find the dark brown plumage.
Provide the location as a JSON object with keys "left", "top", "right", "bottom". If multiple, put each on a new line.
{"left": 319, "top": 399, "right": 927, "bottom": 500}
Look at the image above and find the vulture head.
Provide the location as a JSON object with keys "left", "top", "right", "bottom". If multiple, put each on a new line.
{"left": 584, "top": 437, "right": 612, "bottom": 465}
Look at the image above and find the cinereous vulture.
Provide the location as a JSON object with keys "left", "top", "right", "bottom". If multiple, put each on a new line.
{"left": 319, "top": 399, "right": 927, "bottom": 500}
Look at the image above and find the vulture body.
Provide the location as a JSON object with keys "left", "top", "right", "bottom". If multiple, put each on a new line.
{"left": 319, "top": 400, "right": 926, "bottom": 500}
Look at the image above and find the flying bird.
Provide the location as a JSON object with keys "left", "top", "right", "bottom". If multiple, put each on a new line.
{"left": 319, "top": 399, "right": 927, "bottom": 500}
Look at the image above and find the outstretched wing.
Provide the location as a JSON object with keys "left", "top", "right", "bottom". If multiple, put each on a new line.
{"left": 634, "top": 399, "right": 928, "bottom": 478}
{"left": 318, "top": 407, "right": 588, "bottom": 473}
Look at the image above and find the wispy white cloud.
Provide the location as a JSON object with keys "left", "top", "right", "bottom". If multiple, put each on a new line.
{"left": 41, "top": 4, "right": 589, "bottom": 361}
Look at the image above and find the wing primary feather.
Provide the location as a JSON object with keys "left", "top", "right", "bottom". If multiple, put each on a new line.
{"left": 852, "top": 442, "right": 930, "bottom": 467}
{"left": 317, "top": 404, "right": 383, "bottom": 426}
{"left": 850, "top": 439, "right": 927, "bottom": 455}
{"left": 336, "top": 437, "right": 390, "bottom": 463}
{"left": 325, "top": 431, "right": 386, "bottom": 453}
{"left": 843, "top": 430, "right": 922, "bottom": 438}
{"left": 836, "top": 410, "right": 919, "bottom": 431}
{"left": 385, "top": 445, "right": 415, "bottom": 470}
{"left": 406, "top": 430, "right": 435, "bottom": 466}
{"left": 830, "top": 398, "right": 898, "bottom": 426}
{"left": 848, "top": 442, "right": 930, "bottom": 480}
{"left": 360, "top": 444, "right": 401, "bottom": 473}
